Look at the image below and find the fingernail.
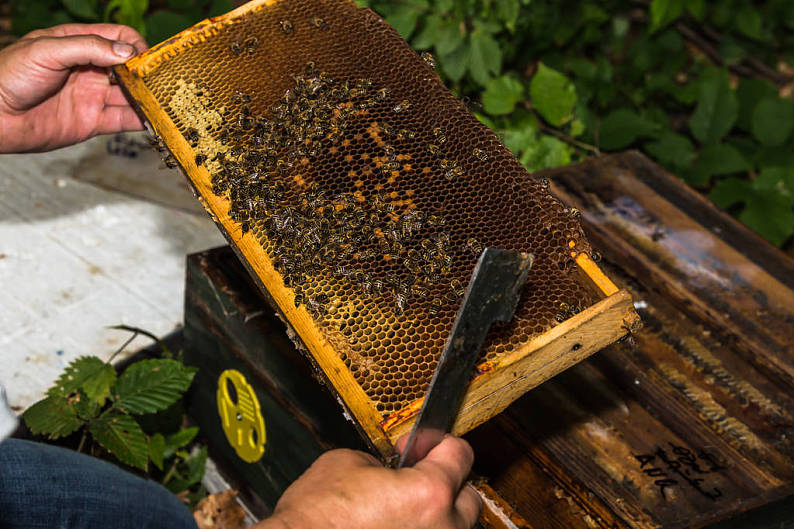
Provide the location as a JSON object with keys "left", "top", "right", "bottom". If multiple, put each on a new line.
{"left": 112, "top": 41, "right": 135, "bottom": 58}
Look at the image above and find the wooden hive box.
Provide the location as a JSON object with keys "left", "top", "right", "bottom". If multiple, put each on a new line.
{"left": 114, "top": 0, "right": 638, "bottom": 457}
{"left": 183, "top": 153, "right": 794, "bottom": 528}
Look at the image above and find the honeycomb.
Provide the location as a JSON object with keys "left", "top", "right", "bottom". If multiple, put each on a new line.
{"left": 129, "top": 0, "right": 595, "bottom": 416}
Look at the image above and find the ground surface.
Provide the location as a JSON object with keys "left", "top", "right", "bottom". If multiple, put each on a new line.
{"left": 0, "top": 133, "right": 224, "bottom": 412}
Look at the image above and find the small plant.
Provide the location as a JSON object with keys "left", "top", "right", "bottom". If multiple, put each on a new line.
{"left": 23, "top": 326, "right": 206, "bottom": 499}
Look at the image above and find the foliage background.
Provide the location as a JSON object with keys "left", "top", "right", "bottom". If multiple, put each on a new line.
{"left": 8, "top": 0, "right": 794, "bottom": 249}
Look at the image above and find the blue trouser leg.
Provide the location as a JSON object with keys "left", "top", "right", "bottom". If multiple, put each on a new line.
{"left": 0, "top": 439, "right": 198, "bottom": 529}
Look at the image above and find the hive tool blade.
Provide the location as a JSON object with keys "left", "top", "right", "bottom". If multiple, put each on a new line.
{"left": 398, "top": 248, "right": 533, "bottom": 468}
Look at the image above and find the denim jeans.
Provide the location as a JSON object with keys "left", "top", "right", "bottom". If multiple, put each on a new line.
{"left": 0, "top": 439, "right": 198, "bottom": 529}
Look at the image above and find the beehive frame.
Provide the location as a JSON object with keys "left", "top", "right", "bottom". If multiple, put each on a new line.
{"left": 114, "top": 0, "right": 639, "bottom": 457}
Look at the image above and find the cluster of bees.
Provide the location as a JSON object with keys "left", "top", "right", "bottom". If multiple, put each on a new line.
{"left": 178, "top": 54, "right": 489, "bottom": 319}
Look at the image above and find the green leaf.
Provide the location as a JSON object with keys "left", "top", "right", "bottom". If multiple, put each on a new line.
{"left": 469, "top": 30, "right": 502, "bottom": 86}
{"left": 23, "top": 396, "right": 84, "bottom": 439}
{"left": 719, "top": 38, "right": 745, "bottom": 66}
{"left": 63, "top": 0, "right": 98, "bottom": 19}
{"left": 149, "top": 433, "right": 166, "bottom": 471}
{"left": 146, "top": 10, "right": 196, "bottom": 46}
{"left": 482, "top": 75, "right": 524, "bottom": 115}
{"left": 709, "top": 177, "right": 751, "bottom": 209}
{"left": 495, "top": 0, "right": 520, "bottom": 31}
{"left": 434, "top": 19, "right": 465, "bottom": 56}
{"left": 48, "top": 356, "right": 116, "bottom": 406}
{"left": 689, "top": 143, "right": 751, "bottom": 186}
{"left": 598, "top": 109, "right": 660, "bottom": 150}
{"left": 689, "top": 68, "right": 738, "bottom": 144}
{"left": 113, "top": 359, "right": 196, "bottom": 415}
{"left": 385, "top": 5, "right": 420, "bottom": 40}
{"left": 412, "top": 14, "right": 443, "bottom": 49}
{"left": 736, "top": 78, "right": 778, "bottom": 131}
{"left": 519, "top": 135, "right": 572, "bottom": 171}
{"left": 644, "top": 131, "right": 695, "bottom": 171}
{"left": 434, "top": 0, "right": 454, "bottom": 12}
{"left": 649, "top": 0, "right": 684, "bottom": 32}
{"left": 711, "top": 178, "right": 794, "bottom": 246}
{"left": 751, "top": 97, "right": 794, "bottom": 147}
{"left": 529, "top": 63, "right": 577, "bottom": 127}
{"left": 687, "top": 0, "right": 706, "bottom": 21}
{"left": 474, "top": 113, "right": 497, "bottom": 129}
{"left": 755, "top": 166, "right": 794, "bottom": 198}
{"left": 105, "top": 0, "right": 148, "bottom": 37}
{"left": 90, "top": 413, "right": 148, "bottom": 470}
{"left": 739, "top": 196, "right": 794, "bottom": 247}
{"left": 734, "top": 5, "right": 763, "bottom": 40}
{"left": 502, "top": 125, "right": 537, "bottom": 156}
{"left": 439, "top": 43, "right": 469, "bottom": 82}
{"left": 165, "top": 447, "right": 208, "bottom": 493}
{"left": 167, "top": 426, "right": 199, "bottom": 450}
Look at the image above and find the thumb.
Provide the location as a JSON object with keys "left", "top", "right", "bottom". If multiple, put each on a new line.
{"left": 31, "top": 34, "right": 137, "bottom": 70}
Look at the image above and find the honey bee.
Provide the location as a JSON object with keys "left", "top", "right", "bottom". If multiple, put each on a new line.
{"left": 472, "top": 148, "right": 488, "bottom": 161}
{"left": 185, "top": 127, "right": 199, "bottom": 146}
{"left": 432, "top": 127, "right": 447, "bottom": 145}
{"left": 449, "top": 279, "right": 464, "bottom": 298}
{"left": 410, "top": 283, "right": 429, "bottom": 297}
{"left": 279, "top": 20, "right": 294, "bottom": 34}
{"left": 466, "top": 237, "right": 482, "bottom": 255}
{"left": 444, "top": 165, "right": 464, "bottom": 180}
{"left": 427, "top": 215, "right": 446, "bottom": 227}
{"left": 428, "top": 297, "right": 443, "bottom": 316}
{"left": 569, "top": 208, "right": 581, "bottom": 219}
{"left": 394, "top": 293, "right": 408, "bottom": 315}
{"left": 195, "top": 154, "right": 206, "bottom": 166}
{"left": 421, "top": 51, "right": 436, "bottom": 69}
{"left": 310, "top": 15, "right": 327, "bottom": 28}
{"left": 384, "top": 145, "right": 396, "bottom": 160}
{"left": 162, "top": 154, "right": 178, "bottom": 169}
{"left": 375, "top": 87, "right": 390, "bottom": 101}
{"left": 398, "top": 128, "right": 416, "bottom": 140}
{"left": 243, "top": 36, "right": 259, "bottom": 54}
{"left": 294, "top": 292, "right": 305, "bottom": 308}
{"left": 540, "top": 178, "right": 550, "bottom": 188}
{"left": 426, "top": 143, "right": 441, "bottom": 156}
{"left": 591, "top": 251, "right": 601, "bottom": 263}
{"left": 229, "top": 41, "right": 241, "bottom": 55}
{"left": 393, "top": 100, "right": 411, "bottom": 112}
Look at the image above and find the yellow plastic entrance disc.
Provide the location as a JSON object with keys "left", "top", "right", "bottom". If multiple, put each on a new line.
{"left": 217, "top": 369, "right": 266, "bottom": 462}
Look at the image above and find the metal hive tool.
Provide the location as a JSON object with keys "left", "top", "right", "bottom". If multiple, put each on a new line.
{"left": 115, "top": 0, "right": 637, "bottom": 455}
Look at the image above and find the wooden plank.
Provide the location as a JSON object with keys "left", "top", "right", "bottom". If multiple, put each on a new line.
{"left": 542, "top": 152, "right": 794, "bottom": 387}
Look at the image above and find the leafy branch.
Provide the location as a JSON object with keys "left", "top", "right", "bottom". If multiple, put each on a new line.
{"left": 22, "top": 327, "right": 201, "bottom": 495}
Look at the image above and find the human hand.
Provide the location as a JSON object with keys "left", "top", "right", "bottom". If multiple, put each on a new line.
{"left": 0, "top": 24, "right": 148, "bottom": 153}
{"left": 258, "top": 435, "right": 481, "bottom": 529}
